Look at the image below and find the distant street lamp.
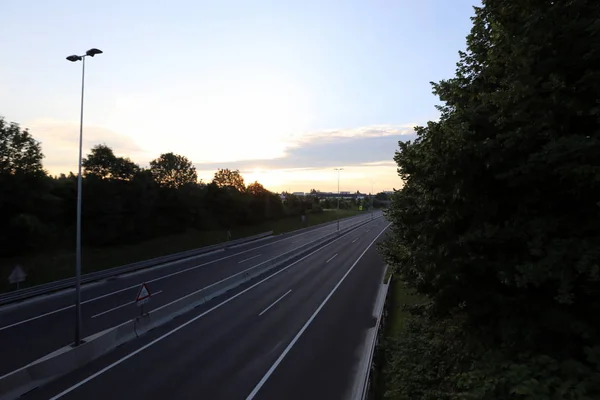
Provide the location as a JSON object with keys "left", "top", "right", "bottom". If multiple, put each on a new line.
{"left": 370, "top": 180, "right": 375, "bottom": 220}
{"left": 334, "top": 168, "right": 343, "bottom": 233}
{"left": 66, "top": 48, "right": 103, "bottom": 347}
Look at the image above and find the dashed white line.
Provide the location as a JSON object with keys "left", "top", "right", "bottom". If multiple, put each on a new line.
{"left": 246, "top": 222, "right": 391, "bottom": 399}
{"left": 0, "top": 305, "right": 74, "bottom": 332}
{"left": 238, "top": 254, "right": 262, "bottom": 264}
{"left": 0, "top": 214, "right": 377, "bottom": 331}
{"left": 258, "top": 290, "right": 292, "bottom": 316}
{"left": 352, "top": 238, "right": 358, "bottom": 243}
{"left": 90, "top": 291, "right": 163, "bottom": 319}
{"left": 326, "top": 254, "right": 338, "bottom": 263}
{"left": 46, "top": 225, "right": 355, "bottom": 400}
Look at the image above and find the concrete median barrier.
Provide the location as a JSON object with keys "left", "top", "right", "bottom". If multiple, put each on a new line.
{"left": 0, "top": 215, "right": 381, "bottom": 399}
{"left": 0, "top": 319, "right": 136, "bottom": 400}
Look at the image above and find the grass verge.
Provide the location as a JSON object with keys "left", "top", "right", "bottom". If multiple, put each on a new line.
{"left": 370, "top": 276, "right": 426, "bottom": 399}
{"left": 0, "top": 209, "right": 363, "bottom": 293}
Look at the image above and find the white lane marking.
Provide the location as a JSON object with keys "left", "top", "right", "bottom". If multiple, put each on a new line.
{"left": 326, "top": 254, "right": 338, "bottom": 263}
{"left": 0, "top": 304, "right": 74, "bottom": 332}
{"left": 258, "top": 290, "right": 292, "bottom": 317}
{"left": 0, "top": 285, "right": 143, "bottom": 331}
{"left": 246, "top": 223, "right": 391, "bottom": 400}
{"left": 47, "top": 222, "right": 353, "bottom": 400}
{"left": 352, "top": 238, "right": 358, "bottom": 243}
{"left": 366, "top": 229, "right": 371, "bottom": 233}
{"left": 90, "top": 291, "right": 163, "bottom": 319}
{"left": 0, "top": 214, "right": 376, "bottom": 330}
{"left": 238, "top": 254, "right": 262, "bottom": 264}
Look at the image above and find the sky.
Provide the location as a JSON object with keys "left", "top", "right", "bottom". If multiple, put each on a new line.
{"left": 0, "top": 0, "right": 478, "bottom": 193}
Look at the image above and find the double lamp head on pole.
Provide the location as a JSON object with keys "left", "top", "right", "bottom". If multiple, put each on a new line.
{"left": 66, "top": 48, "right": 103, "bottom": 62}
{"left": 65, "top": 47, "right": 102, "bottom": 346}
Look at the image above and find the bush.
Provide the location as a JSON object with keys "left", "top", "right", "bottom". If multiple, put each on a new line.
{"left": 307, "top": 204, "right": 323, "bottom": 214}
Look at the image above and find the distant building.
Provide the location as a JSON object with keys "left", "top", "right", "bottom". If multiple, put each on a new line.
{"left": 292, "top": 192, "right": 305, "bottom": 196}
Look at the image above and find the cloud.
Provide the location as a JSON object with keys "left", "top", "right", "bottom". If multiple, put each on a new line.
{"left": 21, "top": 119, "right": 413, "bottom": 192}
{"left": 193, "top": 124, "right": 417, "bottom": 171}
{"left": 289, "top": 123, "right": 417, "bottom": 144}
{"left": 23, "top": 119, "right": 147, "bottom": 175}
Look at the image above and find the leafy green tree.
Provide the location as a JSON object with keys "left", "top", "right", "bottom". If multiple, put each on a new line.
{"left": 246, "top": 181, "right": 269, "bottom": 196}
{"left": 83, "top": 144, "right": 139, "bottom": 180}
{"left": 82, "top": 144, "right": 116, "bottom": 179}
{"left": 308, "top": 188, "right": 321, "bottom": 203}
{"left": 0, "top": 117, "right": 44, "bottom": 175}
{"left": 374, "top": 192, "right": 389, "bottom": 201}
{"left": 382, "top": 0, "right": 600, "bottom": 398}
{"left": 112, "top": 157, "right": 139, "bottom": 180}
{"left": 0, "top": 119, "right": 56, "bottom": 255}
{"left": 149, "top": 152, "right": 198, "bottom": 188}
{"left": 212, "top": 168, "right": 246, "bottom": 192}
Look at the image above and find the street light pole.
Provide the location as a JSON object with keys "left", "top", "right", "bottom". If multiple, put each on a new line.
{"left": 371, "top": 180, "right": 374, "bottom": 220}
{"left": 66, "top": 48, "right": 103, "bottom": 346}
{"left": 334, "top": 168, "right": 343, "bottom": 233}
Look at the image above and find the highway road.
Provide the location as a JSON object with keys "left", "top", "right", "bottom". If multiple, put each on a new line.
{"left": 20, "top": 216, "right": 390, "bottom": 400}
{"left": 0, "top": 212, "right": 379, "bottom": 377}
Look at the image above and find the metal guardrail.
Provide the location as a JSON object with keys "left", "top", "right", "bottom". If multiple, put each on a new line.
{"left": 0, "top": 212, "right": 381, "bottom": 307}
{"left": 0, "top": 231, "right": 273, "bottom": 307}
{"left": 359, "top": 271, "right": 392, "bottom": 400}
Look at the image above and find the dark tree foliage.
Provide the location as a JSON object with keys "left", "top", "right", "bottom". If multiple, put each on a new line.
{"left": 382, "top": 0, "right": 600, "bottom": 398}
{"left": 0, "top": 118, "right": 54, "bottom": 254}
{"left": 212, "top": 168, "right": 246, "bottom": 192}
{"left": 150, "top": 152, "right": 198, "bottom": 188}
{"left": 0, "top": 117, "right": 44, "bottom": 175}
{"left": 0, "top": 131, "right": 314, "bottom": 255}
{"left": 83, "top": 144, "right": 139, "bottom": 180}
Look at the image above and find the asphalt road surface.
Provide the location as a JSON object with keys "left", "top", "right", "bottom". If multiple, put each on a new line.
{"left": 19, "top": 216, "right": 390, "bottom": 400}
{"left": 0, "top": 212, "right": 380, "bottom": 376}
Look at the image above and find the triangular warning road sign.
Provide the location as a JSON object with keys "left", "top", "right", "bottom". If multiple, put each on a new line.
{"left": 8, "top": 265, "right": 26, "bottom": 284}
{"left": 136, "top": 283, "right": 151, "bottom": 302}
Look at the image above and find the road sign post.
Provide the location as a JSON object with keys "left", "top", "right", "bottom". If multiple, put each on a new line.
{"left": 136, "top": 283, "right": 151, "bottom": 316}
{"left": 8, "top": 265, "right": 26, "bottom": 290}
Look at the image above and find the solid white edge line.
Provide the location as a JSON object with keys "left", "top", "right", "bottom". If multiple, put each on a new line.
{"left": 0, "top": 214, "right": 375, "bottom": 329}
{"left": 47, "top": 221, "right": 357, "bottom": 400}
{"left": 258, "top": 290, "right": 292, "bottom": 317}
{"left": 326, "top": 253, "right": 338, "bottom": 263}
{"left": 238, "top": 254, "right": 262, "bottom": 264}
{"left": 90, "top": 291, "right": 163, "bottom": 319}
{"left": 350, "top": 267, "right": 388, "bottom": 400}
{"left": 245, "top": 222, "right": 391, "bottom": 400}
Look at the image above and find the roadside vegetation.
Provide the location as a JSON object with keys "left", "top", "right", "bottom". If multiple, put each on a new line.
{"left": 377, "top": 0, "right": 600, "bottom": 398}
{"left": 0, "top": 119, "right": 375, "bottom": 292}
{"left": 0, "top": 208, "right": 360, "bottom": 291}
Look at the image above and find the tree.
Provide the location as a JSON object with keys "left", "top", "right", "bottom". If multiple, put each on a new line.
{"left": 82, "top": 144, "right": 115, "bottom": 178}
{"left": 112, "top": 157, "right": 139, "bottom": 181}
{"left": 375, "top": 192, "right": 389, "bottom": 201}
{"left": 212, "top": 168, "right": 245, "bottom": 192}
{"left": 309, "top": 188, "right": 321, "bottom": 203}
{"left": 382, "top": 0, "right": 600, "bottom": 398}
{"left": 83, "top": 144, "right": 140, "bottom": 180}
{"left": 149, "top": 152, "right": 198, "bottom": 188}
{"left": 0, "top": 119, "right": 55, "bottom": 256}
{"left": 0, "top": 117, "right": 44, "bottom": 175}
{"left": 247, "top": 181, "right": 269, "bottom": 196}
